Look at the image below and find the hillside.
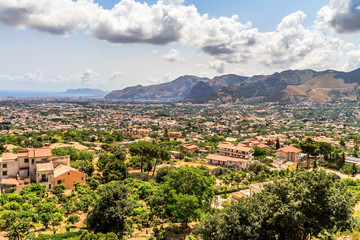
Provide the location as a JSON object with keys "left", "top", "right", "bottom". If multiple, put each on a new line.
{"left": 185, "top": 74, "right": 248, "bottom": 100}
{"left": 105, "top": 68, "right": 360, "bottom": 103}
{"left": 193, "top": 68, "right": 360, "bottom": 103}
{"left": 105, "top": 75, "right": 209, "bottom": 101}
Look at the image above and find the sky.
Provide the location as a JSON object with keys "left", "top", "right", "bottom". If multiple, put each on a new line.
{"left": 0, "top": 0, "right": 360, "bottom": 91}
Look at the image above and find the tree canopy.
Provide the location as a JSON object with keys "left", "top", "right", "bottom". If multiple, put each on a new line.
{"left": 199, "top": 170, "right": 355, "bottom": 240}
{"left": 86, "top": 182, "right": 134, "bottom": 237}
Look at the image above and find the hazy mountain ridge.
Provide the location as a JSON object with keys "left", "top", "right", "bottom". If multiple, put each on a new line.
{"left": 105, "top": 68, "right": 360, "bottom": 103}
{"left": 105, "top": 76, "right": 210, "bottom": 101}
{"left": 65, "top": 88, "right": 109, "bottom": 97}
{"left": 192, "top": 68, "right": 360, "bottom": 103}
{"left": 185, "top": 74, "right": 248, "bottom": 100}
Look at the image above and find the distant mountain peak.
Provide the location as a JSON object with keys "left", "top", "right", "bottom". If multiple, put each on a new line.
{"left": 65, "top": 88, "right": 109, "bottom": 97}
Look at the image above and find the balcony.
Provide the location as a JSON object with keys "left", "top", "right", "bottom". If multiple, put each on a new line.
{"left": 40, "top": 178, "right": 49, "bottom": 183}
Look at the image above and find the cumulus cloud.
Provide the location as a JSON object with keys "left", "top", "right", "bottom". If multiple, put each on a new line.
{"left": 0, "top": 0, "right": 359, "bottom": 72}
{"left": 209, "top": 60, "right": 225, "bottom": 74}
{"left": 163, "top": 49, "right": 185, "bottom": 62}
{"left": 0, "top": 70, "right": 47, "bottom": 83}
{"left": 146, "top": 73, "right": 171, "bottom": 85}
{"left": 318, "top": 0, "right": 360, "bottom": 33}
{"left": 0, "top": 0, "right": 97, "bottom": 35}
{"left": 0, "top": 69, "right": 127, "bottom": 89}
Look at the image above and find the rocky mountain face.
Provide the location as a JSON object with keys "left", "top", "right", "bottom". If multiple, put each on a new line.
{"left": 105, "top": 68, "right": 360, "bottom": 103}
{"left": 191, "top": 68, "right": 360, "bottom": 103}
{"left": 105, "top": 75, "right": 210, "bottom": 101}
{"left": 185, "top": 74, "right": 248, "bottom": 100}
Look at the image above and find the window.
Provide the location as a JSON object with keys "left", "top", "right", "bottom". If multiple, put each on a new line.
{"left": 2, "top": 171, "right": 7, "bottom": 176}
{"left": 68, "top": 172, "right": 70, "bottom": 175}
{"left": 24, "top": 158, "right": 29, "bottom": 163}
{"left": 57, "top": 180, "right": 62, "bottom": 184}
{"left": 3, "top": 164, "right": 7, "bottom": 168}
{"left": 81, "top": 177, "right": 84, "bottom": 181}
{"left": 31, "top": 159, "right": 34, "bottom": 164}
{"left": 63, "top": 179, "right": 66, "bottom": 182}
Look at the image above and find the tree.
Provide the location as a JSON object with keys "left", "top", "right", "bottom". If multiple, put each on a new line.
{"left": 220, "top": 174, "right": 233, "bottom": 196}
{"left": 97, "top": 153, "right": 127, "bottom": 182}
{"left": 150, "top": 166, "right": 215, "bottom": 227}
{"left": 152, "top": 148, "right": 170, "bottom": 176}
{"left": 253, "top": 146, "right": 267, "bottom": 157}
{"left": 336, "top": 152, "right": 345, "bottom": 169}
{"left": 129, "top": 141, "right": 159, "bottom": 174}
{"left": 276, "top": 138, "right": 280, "bottom": 149}
{"left": 86, "top": 182, "right": 133, "bottom": 237}
{"left": 341, "top": 163, "right": 355, "bottom": 176}
{"left": 50, "top": 212, "right": 63, "bottom": 234}
{"left": 352, "top": 163, "right": 358, "bottom": 177}
{"left": 233, "top": 171, "right": 245, "bottom": 191}
{"left": 199, "top": 170, "right": 355, "bottom": 240}
{"left": 340, "top": 138, "right": 346, "bottom": 147}
{"left": 67, "top": 214, "right": 80, "bottom": 225}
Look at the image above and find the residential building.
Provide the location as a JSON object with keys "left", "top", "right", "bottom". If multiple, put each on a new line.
{"left": 168, "top": 131, "right": 181, "bottom": 138}
{"left": 273, "top": 145, "right": 302, "bottom": 169}
{"left": 180, "top": 144, "right": 198, "bottom": 154}
{"left": 206, "top": 142, "right": 254, "bottom": 169}
{"left": 123, "top": 126, "right": 151, "bottom": 137}
{"left": 54, "top": 164, "right": 86, "bottom": 189}
{"left": 0, "top": 147, "right": 84, "bottom": 192}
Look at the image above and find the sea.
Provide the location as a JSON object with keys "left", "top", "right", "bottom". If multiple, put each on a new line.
{"left": 0, "top": 91, "right": 91, "bottom": 98}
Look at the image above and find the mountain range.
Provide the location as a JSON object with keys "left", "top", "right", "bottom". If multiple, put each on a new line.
{"left": 64, "top": 88, "right": 109, "bottom": 97}
{"left": 105, "top": 68, "right": 360, "bottom": 103}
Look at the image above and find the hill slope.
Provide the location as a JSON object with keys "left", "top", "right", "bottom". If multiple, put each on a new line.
{"left": 185, "top": 74, "right": 248, "bottom": 100}
{"left": 194, "top": 68, "right": 360, "bottom": 103}
{"left": 105, "top": 76, "right": 209, "bottom": 101}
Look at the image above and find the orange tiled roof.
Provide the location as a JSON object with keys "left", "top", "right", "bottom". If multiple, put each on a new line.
{"left": 1, "top": 153, "right": 17, "bottom": 161}
{"left": 17, "top": 147, "right": 52, "bottom": 158}
{"left": 54, "top": 164, "right": 82, "bottom": 178}
{"left": 234, "top": 144, "right": 253, "bottom": 152}
{"left": 1, "top": 178, "right": 19, "bottom": 186}
{"left": 206, "top": 154, "right": 250, "bottom": 163}
{"left": 36, "top": 162, "right": 53, "bottom": 171}
{"left": 277, "top": 145, "right": 302, "bottom": 153}
{"left": 217, "top": 142, "right": 233, "bottom": 149}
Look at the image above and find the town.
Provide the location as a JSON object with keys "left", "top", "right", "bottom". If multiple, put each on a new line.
{"left": 0, "top": 98, "right": 359, "bottom": 239}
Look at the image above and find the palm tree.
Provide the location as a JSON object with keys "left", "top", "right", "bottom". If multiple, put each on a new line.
{"left": 247, "top": 171, "right": 256, "bottom": 184}
{"left": 233, "top": 171, "right": 245, "bottom": 191}
{"left": 221, "top": 174, "right": 233, "bottom": 196}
